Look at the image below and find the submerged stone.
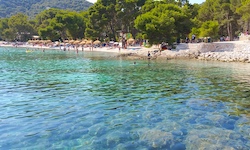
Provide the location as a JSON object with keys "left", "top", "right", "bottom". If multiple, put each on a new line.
{"left": 138, "top": 128, "right": 173, "bottom": 148}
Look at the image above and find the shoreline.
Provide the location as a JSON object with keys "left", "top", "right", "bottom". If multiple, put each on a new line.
{"left": 0, "top": 42, "right": 150, "bottom": 54}
{"left": 1, "top": 41, "right": 250, "bottom": 63}
{"left": 118, "top": 41, "right": 250, "bottom": 63}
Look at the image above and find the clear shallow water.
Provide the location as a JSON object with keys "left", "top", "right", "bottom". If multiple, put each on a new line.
{"left": 0, "top": 47, "right": 250, "bottom": 149}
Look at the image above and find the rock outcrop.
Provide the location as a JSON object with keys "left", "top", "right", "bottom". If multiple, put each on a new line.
{"left": 117, "top": 41, "right": 250, "bottom": 63}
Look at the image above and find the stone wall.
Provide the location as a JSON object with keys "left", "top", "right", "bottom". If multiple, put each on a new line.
{"left": 197, "top": 42, "right": 250, "bottom": 62}
{"left": 198, "top": 42, "right": 250, "bottom": 53}
{"left": 173, "top": 41, "right": 250, "bottom": 63}
{"left": 176, "top": 41, "right": 250, "bottom": 53}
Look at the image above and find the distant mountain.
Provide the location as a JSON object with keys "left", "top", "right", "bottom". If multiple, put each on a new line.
{"left": 0, "top": 0, "right": 93, "bottom": 18}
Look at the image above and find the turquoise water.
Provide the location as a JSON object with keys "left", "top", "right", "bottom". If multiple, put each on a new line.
{"left": 0, "top": 47, "right": 250, "bottom": 149}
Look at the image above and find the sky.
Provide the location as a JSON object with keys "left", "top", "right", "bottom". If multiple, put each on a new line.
{"left": 86, "top": 0, "right": 205, "bottom": 4}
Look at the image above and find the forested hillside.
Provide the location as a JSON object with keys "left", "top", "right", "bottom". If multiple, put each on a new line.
{"left": 0, "top": 0, "right": 93, "bottom": 18}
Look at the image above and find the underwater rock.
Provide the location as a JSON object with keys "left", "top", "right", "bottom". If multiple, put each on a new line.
{"left": 142, "top": 111, "right": 154, "bottom": 121}
{"left": 88, "top": 123, "right": 106, "bottom": 136}
{"left": 138, "top": 128, "right": 173, "bottom": 148}
{"left": 171, "top": 142, "right": 186, "bottom": 150}
{"left": 184, "top": 127, "right": 246, "bottom": 149}
{"left": 116, "top": 143, "right": 127, "bottom": 150}
{"left": 219, "top": 119, "right": 236, "bottom": 130}
{"left": 234, "top": 116, "right": 250, "bottom": 140}
{"left": 156, "top": 120, "right": 181, "bottom": 132}
{"left": 205, "top": 114, "right": 225, "bottom": 122}
{"left": 186, "top": 99, "right": 224, "bottom": 112}
{"left": 106, "top": 131, "right": 129, "bottom": 147}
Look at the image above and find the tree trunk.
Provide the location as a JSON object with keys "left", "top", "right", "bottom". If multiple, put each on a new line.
{"left": 248, "top": 19, "right": 250, "bottom": 32}
{"left": 229, "top": 22, "right": 233, "bottom": 41}
{"left": 109, "top": 22, "right": 116, "bottom": 41}
{"left": 226, "top": 14, "right": 231, "bottom": 41}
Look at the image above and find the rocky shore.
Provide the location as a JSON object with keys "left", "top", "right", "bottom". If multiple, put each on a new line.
{"left": 120, "top": 41, "right": 250, "bottom": 63}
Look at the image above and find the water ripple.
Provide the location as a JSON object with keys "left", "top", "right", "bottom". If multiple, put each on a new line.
{"left": 0, "top": 48, "right": 250, "bottom": 149}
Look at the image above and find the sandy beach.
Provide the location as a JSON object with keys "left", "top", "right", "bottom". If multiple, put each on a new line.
{"left": 0, "top": 41, "right": 154, "bottom": 53}
{"left": 1, "top": 41, "right": 250, "bottom": 63}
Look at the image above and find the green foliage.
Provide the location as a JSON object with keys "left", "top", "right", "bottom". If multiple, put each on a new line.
{"left": 35, "top": 9, "right": 86, "bottom": 40}
{"left": 85, "top": 2, "right": 108, "bottom": 40}
{"left": 197, "top": 0, "right": 242, "bottom": 40}
{"left": 64, "top": 12, "right": 86, "bottom": 39}
{"left": 0, "top": 18, "right": 9, "bottom": 39}
{"left": 0, "top": 0, "right": 93, "bottom": 19}
{"left": 0, "top": 0, "right": 249, "bottom": 44}
{"left": 38, "top": 25, "right": 59, "bottom": 41}
{"left": 199, "top": 21, "right": 219, "bottom": 39}
{"left": 85, "top": 0, "right": 131, "bottom": 41}
{"left": 2, "top": 28, "right": 15, "bottom": 41}
{"left": 1, "top": 13, "right": 35, "bottom": 41}
{"left": 190, "top": 27, "right": 200, "bottom": 38}
{"left": 236, "top": 0, "right": 250, "bottom": 21}
{"left": 134, "top": 3, "right": 189, "bottom": 44}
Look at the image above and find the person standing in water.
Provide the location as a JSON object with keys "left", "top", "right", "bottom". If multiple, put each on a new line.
{"left": 148, "top": 51, "right": 151, "bottom": 59}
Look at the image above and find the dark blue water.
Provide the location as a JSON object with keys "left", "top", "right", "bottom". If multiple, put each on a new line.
{"left": 0, "top": 47, "right": 250, "bottom": 149}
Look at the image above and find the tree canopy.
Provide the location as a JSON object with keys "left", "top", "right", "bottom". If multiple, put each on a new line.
{"left": 0, "top": 0, "right": 250, "bottom": 44}
{"left": 134, "top": 3, "right": 190, "bottom": 44}
{"left": 0, "top": 0, "right": 93, "bottom": 18}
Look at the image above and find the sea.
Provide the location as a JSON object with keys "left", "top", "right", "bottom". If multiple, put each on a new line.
{"left": 0, "top": 47, "right": 250, "bottom": 149}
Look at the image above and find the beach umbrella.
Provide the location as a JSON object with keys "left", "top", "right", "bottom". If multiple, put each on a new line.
{"left": 69, "top": 40, "right": 75, "bottom": 44}
{"left": 93, "top": 40, "right": 101, "bottom": 45}
{"left": 79, "top": 41, "right": 86, "bottom": 45}
{"left": 39, "top": 40, "right": 45, "bottom": 44}
{"left": 54, "top": 41, "right": 60, "bottom": 46}
{"left": 73, "top": 40, "right": 81, "bottom": 45}
{"left": 86, "top": 40, "right": 93, "bottom": 45}
{"left": 45, "top": 40, "right": 52, "bottom": 44}
{"left": 82, "top": 39, "right": 88, "bottom": 43}
{"left": 34, "top": 40, "right": 40, "bottom": 44}
{"left": 127, "top": 38, "right": 134, "bottom": 42}
{"left": 127, "top": 38, "right": 135, "bottom": 45}
{"left": 27, "top": 40, "right": 33, "bottom": 44}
